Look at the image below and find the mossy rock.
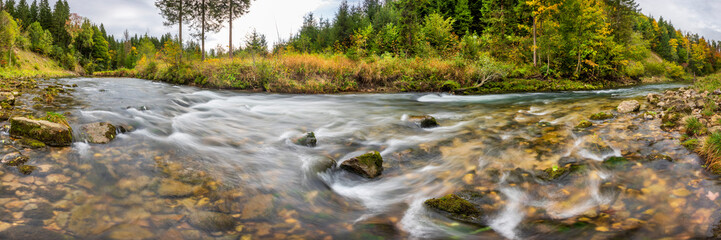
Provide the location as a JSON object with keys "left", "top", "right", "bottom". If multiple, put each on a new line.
{"left": 409, "top": 115, "right": 439, "bottom": 128}
{"left": 603, "top": 157, "right": 630, "bottom": 168}
{"left": 576, "top": 120, "right": 593, "bottom": 129}
{"left": 340, "top": 151, "right": 384, "bottom": 178}
{"left": 80, "top": 122, "right": 117, "bottom": 144}
{"left": 589, "top": 112, "right": 614, "bottom": 121}
{"left": 294, "top": 132, "right": 317, "bottom": 147}
{"left": 17, "top": 138, "right": 46, "bottom": 149}
{"left": 18, "top": 165, "right": 37, "bottom": 175}
{"left": 1, "top": 152, "right": 29, "bottom": 166}
{"left": 424, "top": 194, "right": 483, "bottom": 225}
{"left": 539, "top": 165, "right": 570, "bottom": 181}
{"left": 9, "top": 117, "right": 72, "bottom": 147}
{"left": 188, "top": 211, "right": 236, "bottom": 232}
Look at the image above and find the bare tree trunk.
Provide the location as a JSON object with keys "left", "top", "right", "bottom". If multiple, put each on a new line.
{"left": 575, "top": 51, "right": 581, "bottom": 76}
{"left": 229, "top": 0, "right": 233, "bottom": 59}
{"left": 201, "top": 0, "right": 206, "bottom": 61}
{"left": 179, "top": 0, "right": 183, "bottom": 63}
{"left": 533, "top": 16, "right": 537, "bottom": 67}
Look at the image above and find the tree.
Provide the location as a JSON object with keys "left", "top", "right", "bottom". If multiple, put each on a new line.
{"left": 188, "top": 0, "right": 224, "bottom": 60}
{"left": 155, "top": 0, "right": 191, "bottom": 60}
{"left": 15, "top": 0, "right": 29, "bottom": 28}
{"left": 245, "top": 28, "right": 267, "bottom": 55}
{"left": 27, "top": 21, "right": 52, "bottom": 54}
{"left": 453, "top": 0, "right": 472, "bottom": 35}
{"left": 217, "top": 0, "right": 251, "bottom": 59}
{"left": 37, "top": 0, "right": 51, "bottom": 30}
{"left": 604, "top": 0, "right": 638, "bottom": 44}
{"left": 29, "top": 0, "right": 36, "bottom": 23}
{"left": 4, "top": 0, "right": 15, "bottom": 17}
{"left": 92, "top": 26, "right": 110, "bottom": 70}
{"left": 52, "top": 0, "right": 70, "bottom": 47}
{"left": 0, "top": 11, "right": 18, "bottom": 66}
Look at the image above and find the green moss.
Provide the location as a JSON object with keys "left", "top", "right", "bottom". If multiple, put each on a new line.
{"left": 294, "top": 132, "right": 317, "bottom": 147}
{"left": 682, "top": 139, "right": 700, "bottom": 151}
{"left": 424, "top": 194, "right": 480, "bottom": 217}
{"left": 18, "top": 165, "right": 37, "bottom": 175}
{"left": 590, "top": 112, "right": 614, "bottom": 121}
{"left": 357, "top": 151, "right": 383, "bottom": 169}
{"left": 541, "top": 165, "right": 570, "bottom": 181}
{"left": 576, "top": 120, "right": 593, "bottom": 129}
{"left": 18, "top": 138, "right": 46, "bottom": 148}
{"left": 43, "top": 112, "right": 70, "bottom": 127}
{"left": 10, "top": 117, "right": 73, "bottom": 146}
{"left": 603, "top": 157, "right": 630, "bottom": 168}
{"left": 4, "top": 155, "right": 28, "bottom": 167}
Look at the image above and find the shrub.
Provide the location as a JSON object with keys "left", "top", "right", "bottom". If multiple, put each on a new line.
{"left": 686, "top": 117, "right": 705, "bottom": 136}
{"left": 644, "top": 62, "right": 665, "bottom": 77}
{"left": 27, "top": 22, "right": 53, "bottom": 55}
{"left": 420, "top": 13, "right": 458, "bottom": 56}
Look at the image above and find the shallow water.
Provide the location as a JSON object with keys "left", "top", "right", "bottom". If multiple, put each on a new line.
{"left": 2, "top": 78, "right": 719, "bottom": 239}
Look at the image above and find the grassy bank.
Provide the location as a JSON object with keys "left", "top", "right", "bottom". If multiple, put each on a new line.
{"left": 0, "top": 50, "right": 78, "bottom": 80}
{"left": 679, "top": 73, "right": 721, "bottom": 174}
{"left": 94, "top": 53, "right": 645, "bottom": 94}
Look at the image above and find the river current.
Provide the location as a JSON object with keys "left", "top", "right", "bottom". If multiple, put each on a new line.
{"left": 2, "top": 78, "right": 719, "bottom": 239}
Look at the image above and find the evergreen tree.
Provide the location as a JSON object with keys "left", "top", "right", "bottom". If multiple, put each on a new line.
{"left": 38, "top": 0, "right": 51, "bottom": 30}
{"left": 52, "top": 0, "right": 69, "bottom": 47}
{"left": 155, "top": 0, "right": 192, "bottom": 61}
{"left": 29, "top": 0, "right": 36, "bottom": 23}
{"left": 604, "top": 0, "right": 638, "bottom": 44}
{"left": 5, "top": 0, "right": 15, "bottom": 17}
{"left": 217, "top": 0, "right": 252, "bottom": 59}
{"left": 187, "top": 0, "right": 224, "bottom": 60}
{"left": 15, "top": 0, "right": 29, "bottom": 28}
{"left": 453, "top": 0, "right": 472, "bottom": 35}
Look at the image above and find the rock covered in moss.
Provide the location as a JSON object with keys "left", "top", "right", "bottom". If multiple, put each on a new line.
{"left": 18, "top": 165, "right": 37, "bottom": 175}
{"left": 1, "top": 152, "right": 29, "bottom": 166}
{"left": 17, "top": 138, "right": 46, "bottom": 149}
{"left": 294, "top": 132, "right": 317, "bottom": 147}
{"left": 81, "top": 122, "right": 117, "bottom": 144}
{"left": 589, "top": 112, "right": 614, "bottom": 120}
{"left": 10, "top": 117, "right": 73, "bottom": 146}
{"left": 0, "top": 92, "right": 15, "bottom": 107}
{"left": 158, "top": 180, "right": 194, "bottom": 198}
{"left": 603, "top": 156, "right": 629, "bottom": 168}
{"left": 576, "top": 120, "right": 593, "bottom": 129}
{"left": 617, "top": 100, "right": 640, "bottom": 113}
{"left": 409, "top": 115, "right": 439, "bottom": 128}
{"left": 424, "top": 194, "right": 482, "bottom": 224}
{"left": 340, "top": 151, "right": 384, "bottom": 178}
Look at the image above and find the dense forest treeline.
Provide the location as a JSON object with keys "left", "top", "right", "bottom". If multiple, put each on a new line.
{"left": 285, "top": 0, "right": 721, "bottom": 80}
{"left": 2, "top": 0, "right": 721, "bottom": 93}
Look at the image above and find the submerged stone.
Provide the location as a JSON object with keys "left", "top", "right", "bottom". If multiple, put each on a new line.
{"left": 1, "top": 152, "right": 29, "bottom": 166}
{"left": 0, "top": 226, "right": 68, "bottom": 239}
{"left": 589, "top": 112, "right": 614, "bottom": 121}
{"left": 340, "top": 151, "right": 384, "bottom": 178}
{"left": 294, "top": 132, "right": 317, "bottom": 147}
{"left": 17, "top": 138, "right": 46, "bottom": 149}
{"left": 107, "top": 224, "right": 155, "bottom": 240}
{"left": 617, "top": 100, "right": 641, "bottom": 113}
{"left": 188, "top": 211, "right": 236, "bottom": 232}
{"left": 409, "top": 115, "right": 439, "bottom": 128}
{"left": 645, "top": 154, "right": 673, "bottom": 162}
{"left": 158, "top": 180, "right": 194, "bottom": 198}
{"left": 81, "top": 122, "right": 118, "bottom": 144}
{"left": 576, "top": 120, "right": 593, "bottom": 129}
{"left": 18, "top": 165, "right": 37, "bottom": 175}
{"left": 9, "top": 117, "right": 73, "bottom": 146}
{"left": 603, "top": 157, "right": 630, "bottom": 168}
{"left": 424, "top": 194, "right": 482, "bottom": 225}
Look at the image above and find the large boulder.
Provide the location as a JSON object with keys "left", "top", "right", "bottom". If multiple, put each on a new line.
{"left": 81, "top": 122, "right": 117, "bottom": 144}
{"left": 617, "top": 100, "right": 640, "bottom": 113}
{"left": 9, "top": 117, "right": 72, "bottom": 146}
{"left": 340, "top": 151, "right": 384, "bottom": 178}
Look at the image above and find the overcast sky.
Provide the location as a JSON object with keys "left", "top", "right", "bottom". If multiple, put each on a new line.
{"left": 65, "top": 0, "right": 721, "bottom": 50}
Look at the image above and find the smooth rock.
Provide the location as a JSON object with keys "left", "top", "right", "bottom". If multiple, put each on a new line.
{"left": 293, "top": 132, "right": 317, "bottom": 147}
{"left": 188, "top": 211, "right": 235, "bottom": 232}
{"left": 241, "top": 194, "right": 274, "bottom": 220}
{"left": 158, "top": 180, "right": 194, "bottom": 198}
{"left": 81, "top": 122, "right": 117, "bottom": 144}
{"left": 617, "top": 100, "right": 640, "bottom": 113}
{"left": 107, "top": 224, "right": 155, "bottom": 240}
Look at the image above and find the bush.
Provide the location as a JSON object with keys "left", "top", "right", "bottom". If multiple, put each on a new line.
{"left": 27, "top": 22, "right": 53, "bottom": 55}
{"left": 459, "top": 34, "right": 484, "bottom": 60}
{"left": 60, "top": 53, "right": 76, "bottom": 70}
{"left": 15, "top": 35, "right": 29, "bottom": 50}
{"left": 420, "top": 13, "right": 458, "bottom": 56}
{"left": 624, "top": 61, "right": 645, "bottom": 79}
{"left": 644, "top": 62, "right": 665, "bottom": 77}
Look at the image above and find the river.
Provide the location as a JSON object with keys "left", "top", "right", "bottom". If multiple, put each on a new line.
{"left": 2, "top": 78, "right": 719, "bottom": 239}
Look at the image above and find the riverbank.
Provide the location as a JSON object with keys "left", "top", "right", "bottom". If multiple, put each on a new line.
{"left": 0, "top": 50, "right": 79, "bottom": 80}
{"left": 93, "top": 53, "right": 669, "bottom": 94}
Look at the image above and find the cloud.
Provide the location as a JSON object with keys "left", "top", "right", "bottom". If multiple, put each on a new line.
{"left": 636, "top": 0, "right": 721, "bottom": 41}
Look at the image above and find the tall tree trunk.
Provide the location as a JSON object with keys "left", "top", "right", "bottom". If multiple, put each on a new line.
{"left": 179, "top": 0, "right": 183, "bottom": 62}
{"left": 533, "top": 16, "right": 537, "bottom": 67}
{"left": 575, "top": 50, "right": 581, "bottom": 76}
{"left": 229, "top": 0, "right": 233, "bottom": 59}
{"left": 201, "top": 0, "right": 206, "bottom": 61}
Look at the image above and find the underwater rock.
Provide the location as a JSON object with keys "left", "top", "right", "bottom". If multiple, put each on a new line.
{"left": 81, "top": 122, "right": 117, "bottom": 144}
{"left": 424, "top": 194, "right": 483, "bottom": 225}
{"left": 107, "top": 224, "right": 155, "bottom": 240}
{"left": 589, "top": 112, "right": 614, "bottom": 121}
{"left": 0, "top": 92, "right": 15, "bottom": 106}
{"left": 409, "top": 115, "right": 439, "bottom": 128}
{"left": 68, "top": 203, "right": 113, "bottom": 237}
{"left": 603, "top": 156, "right": 630, "bottom": 168}
{"left": 1, "top": 152, "right": 28, "bottom": 166}
{"left": 0, "top": 226, "right": 68, "bottom": 239}
{"left": 293, "top": 132, "right": 317, "bottom": 147}
{"left": 340, "top": 151, "right": 384, "bottom": 178}
{"left": 158, "top": 180, "right": 194, "bottom": 198}
{"left": 576, "top": 120, "right": 593, "bottom": 129}
{"left": 188, "top": 211, "right": 236, "bottom": 232}
{"left": 9, "top": 117, "right": 72, "bottom": 147}
{"left": 17, "top": 138, "right": 46, "bottom": 149}
{"left": 617, "top": 100, "right": 640, "bottom": 113}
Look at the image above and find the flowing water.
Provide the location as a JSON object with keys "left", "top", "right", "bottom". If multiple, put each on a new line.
{"left": 1, "top": 78, "right": 720, "bottom": 239}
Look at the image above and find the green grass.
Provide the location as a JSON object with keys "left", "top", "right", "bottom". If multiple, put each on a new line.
{"left": 0, "top": 49, "right": 77, "bottom": 79}
{"left": 703, "top": 132, "right": 721, "bottom": 174}
{"left": 695, "top": 73, "right": 721, "bottom": 92}
{"left": 685, "top": 117, "right": 706, "bottom": 136}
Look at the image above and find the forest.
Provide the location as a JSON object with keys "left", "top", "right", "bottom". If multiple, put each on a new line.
{"left": 1, "top": 0, "right": 721, "bottom": 92}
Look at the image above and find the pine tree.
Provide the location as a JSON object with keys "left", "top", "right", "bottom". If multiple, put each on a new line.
{"left": 51, "top": 0, "right": 69, "bottom": 47}
{"left": 38, "top": 0, "right": 51, "bottom": 30}
{"left": 155, "top": 0, "right": 192, "bottom": 61}
{"left": 188, "top": 0, "right": 224, "bottom": 60}
{"left": 453, "top": 0, "right": 472, "bottom": 35}
{"left": 217, "top": 0, "right": 252, "bottom": 59}
{"left": 5, "top": 0, "right": 15, "bottom": 17}
{"left": 15, "top": 0, "right": 29, "bottom": 28}
{"left": 29, "top": 0, "right": 37, "bottom": 23}
{"left": 604, "top": 0, "right": 638, "bottom": 44}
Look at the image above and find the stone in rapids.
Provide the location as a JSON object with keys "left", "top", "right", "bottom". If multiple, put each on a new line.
{"left": 340, "top": 151, "right": 384, "bottom": 178}
{"left": 81, "top": 122, "right": 118, "bottom": 144}
{"left": 617, "top": 100, "right": 641, "bottom": 113}
{"left": 10, "top": 117, "right": 73, "bottom": 146}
